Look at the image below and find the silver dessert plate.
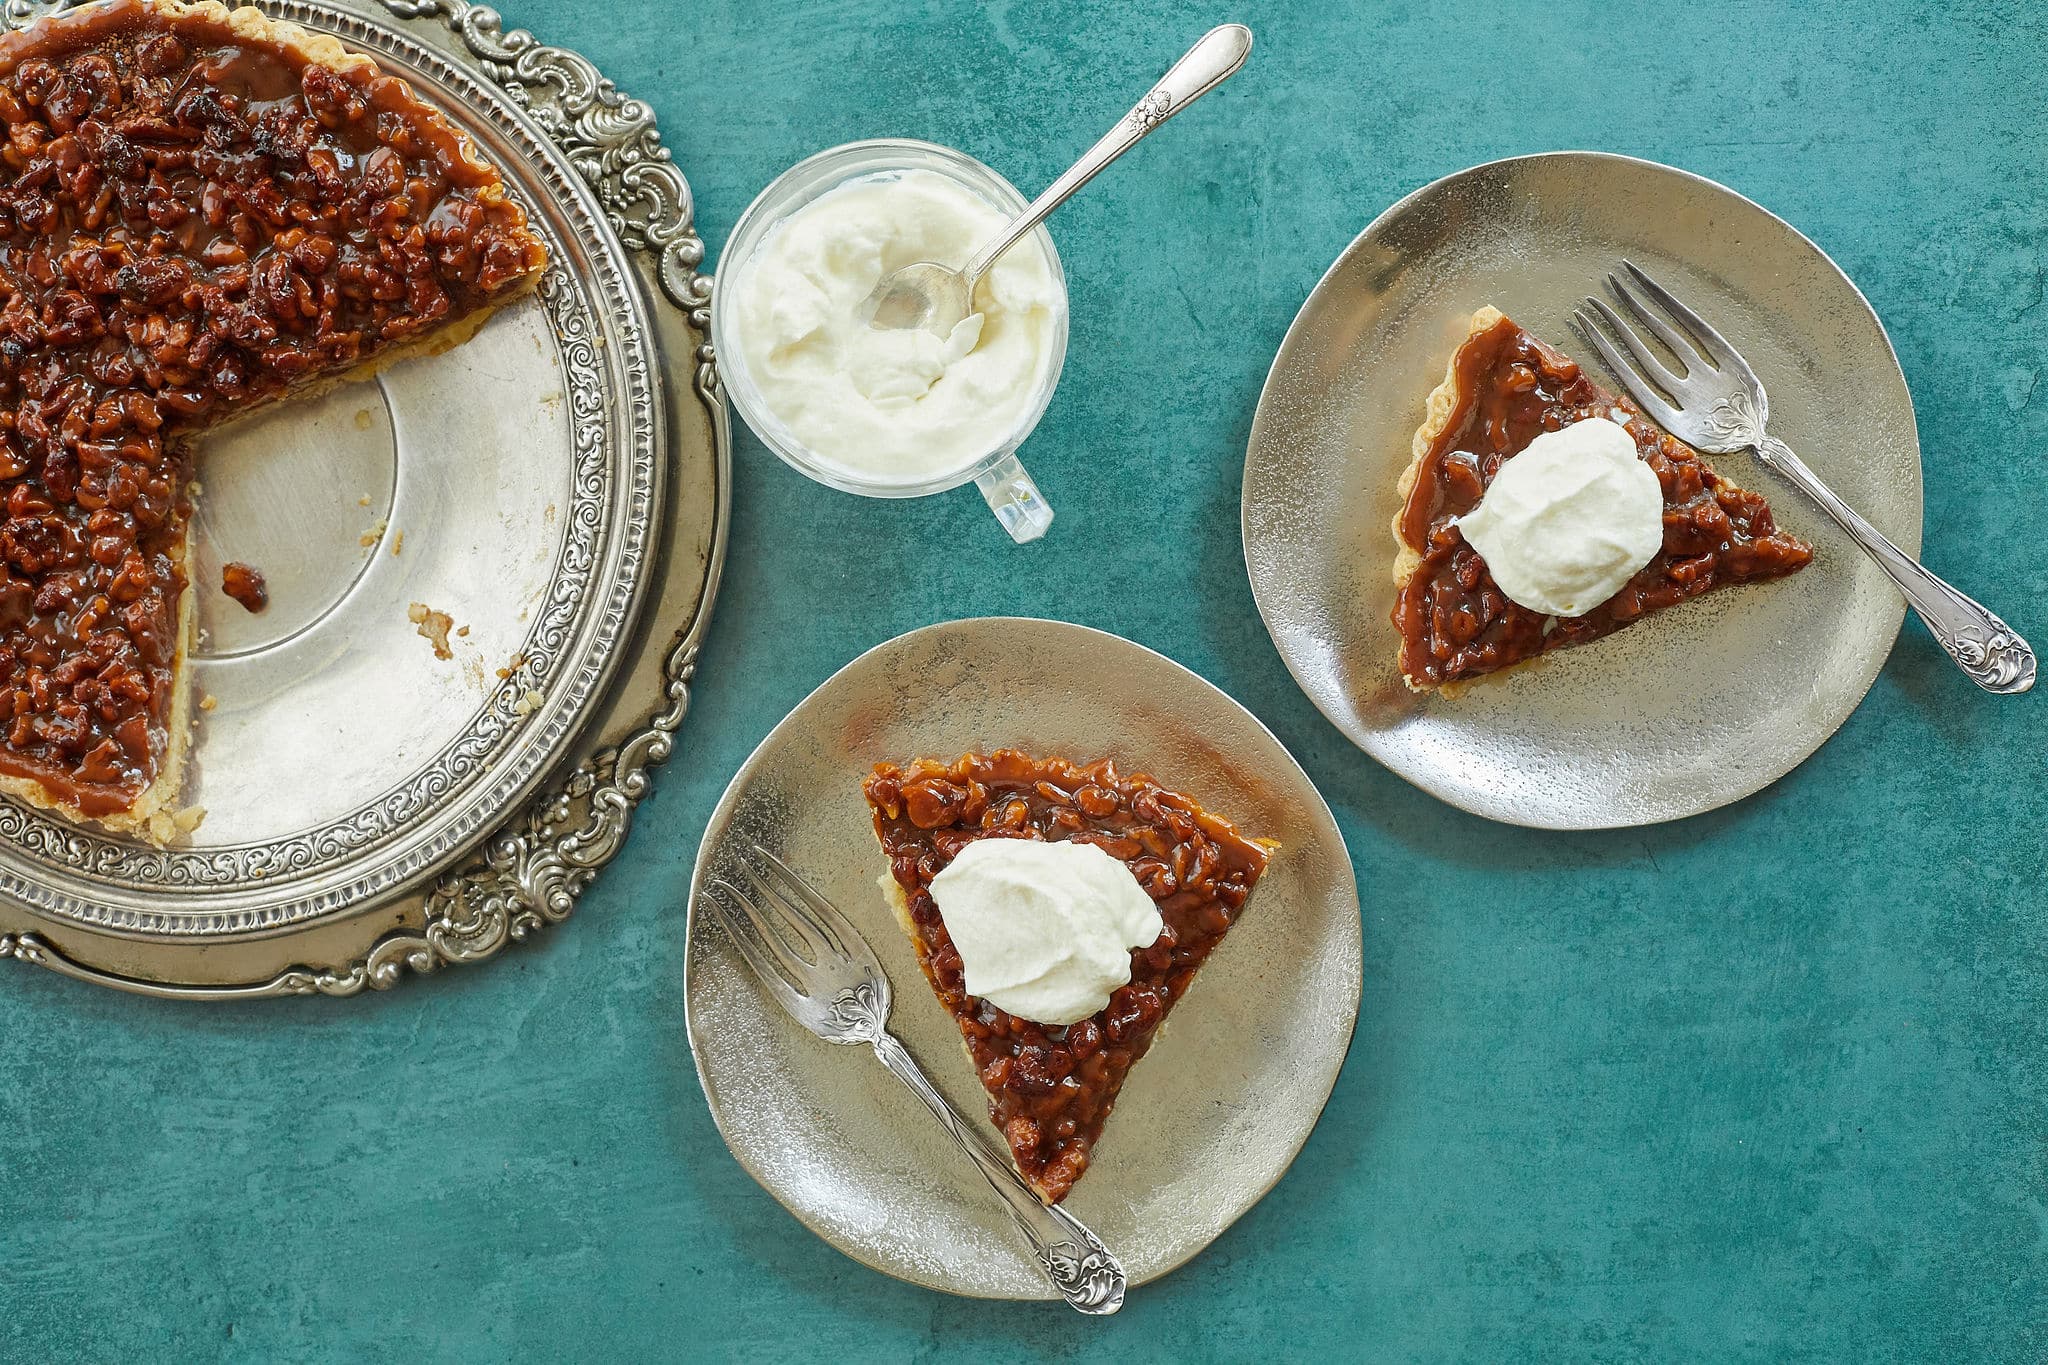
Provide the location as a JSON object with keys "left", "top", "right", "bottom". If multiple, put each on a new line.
{"left": 685, "top": 618, "right": 1362, "bottom": 1300}
{"left": 1243, "top": 152, "right": 1920, "bottom": 829}
{"left": 0, "top": 0, "right": 727, "bottom": 995}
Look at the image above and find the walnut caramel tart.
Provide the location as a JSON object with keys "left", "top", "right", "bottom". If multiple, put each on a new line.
{"left": 863, "top": 749, "right": 1273, "bottom": 1204}
{"left": 1392, "top": 307, "right": 1812, "bottom": 691}
{"left": 0, "top": 0, "right": 546, "bottom": 837}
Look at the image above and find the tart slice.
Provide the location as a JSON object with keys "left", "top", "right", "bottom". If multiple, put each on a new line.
{"left": 862, "top": 750, "right": 1271, "bottom": 1204}
{"left": 0, "top": 0, "right": 548, "bottom": 838}
{"left": 1391, "top": 307, "right": 1812, "bottom": 690}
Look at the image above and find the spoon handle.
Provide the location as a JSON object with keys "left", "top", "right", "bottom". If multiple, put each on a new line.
{"left": 963, "top": 23, "right": 1252, "bottom": 282}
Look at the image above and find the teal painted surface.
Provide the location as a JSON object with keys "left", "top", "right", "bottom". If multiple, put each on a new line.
{"left": 2, "top": 0, "right": 2044, "bottom": 1359}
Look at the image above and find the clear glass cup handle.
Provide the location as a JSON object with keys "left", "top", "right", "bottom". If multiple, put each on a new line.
{"left": 976, "top": 453, "right": 1054, "bottom": 543}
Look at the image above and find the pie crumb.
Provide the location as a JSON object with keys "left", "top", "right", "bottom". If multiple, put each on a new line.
{"left": 456, "top": 625, "right": 470, "bottom": 638}
{"left": 360, "top": 517, "right": 387, "bottom": 548}
{"left": 147, "top": 805, "right": 206, "bottom": 845}
{"left": 512, "top": 688, "right": 543, "bottom": 717}
{"left": 199, "top": 694, "right": 218, "bottom": 712}
{"left": 358, "top": 494, "right": 371, "bottom": 507}
{"left": 391, "top": 529, "right": 403, "bottom": 556}
{"left": 407, "top": 602, "right": 455, "bottom": 660}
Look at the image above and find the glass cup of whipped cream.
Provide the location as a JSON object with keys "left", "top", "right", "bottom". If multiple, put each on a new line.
{"left": 713, "top": 140, "right": 1070, "bottom": 543}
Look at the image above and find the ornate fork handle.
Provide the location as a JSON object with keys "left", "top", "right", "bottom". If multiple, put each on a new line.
{"left": 1756, "top": 435, "right": 2036, "bottom": 693}
{"left": 868, "top": 1031, "right": 1127, "bottom": 1314}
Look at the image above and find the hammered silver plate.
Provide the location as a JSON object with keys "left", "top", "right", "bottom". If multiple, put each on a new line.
{"left": 1244, "top": 152, "right": 1920, "bottom": 829}
{"left": 0, "top": 0, "right": 728, "bottom": 996}
{"left": 685, "top": 618, "right": 1362, "bottom": 1300}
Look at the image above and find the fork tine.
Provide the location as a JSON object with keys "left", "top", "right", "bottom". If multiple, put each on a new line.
{"left": 1581, "top": 296, "right": 1689, "bottom": 399}
{"left": 1571, "top": 307, "right": 1689, "bottom": 436}
{"left": 751, "top": 846, "right": 857, "bottom": 956}
{"left": 707, "top": 878, "right": 811, "bottom": 997}
{"left": 1620, "top": 260, "right": 1749, "bottom": 378}
{"left": 737, "top": 860, "right": 832, "bottom": 965}
{"left": 1606, "top": 271, "right": 1706, "bottom": 376}
{"left": 700, "top": 879, "right": 802, "bottom": 1010}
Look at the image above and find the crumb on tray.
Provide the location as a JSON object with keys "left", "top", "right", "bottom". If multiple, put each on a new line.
{"left": 147, "top": 805, "right": 206, "bottom": 845}
{"left": 407, "top": 602, "right": 455, "bottom": 660}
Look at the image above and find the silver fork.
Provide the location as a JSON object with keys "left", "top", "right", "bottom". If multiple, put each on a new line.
{"left": 702, "top": 845, "right": 1127, "bottom": 1315}
{"left": 1574, "top": 260, "right": 2035, "bottom": 695}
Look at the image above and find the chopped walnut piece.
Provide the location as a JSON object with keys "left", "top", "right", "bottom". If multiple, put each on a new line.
{"left": 221, "top": 562, "right": 268, "bottom": 613}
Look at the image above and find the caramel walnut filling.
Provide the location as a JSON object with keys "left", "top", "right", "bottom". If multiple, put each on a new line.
{"left": 1393, "top": 314, "right": 1813, "bottom": 688}
{"left": 864, "top": 750, "right": 1270, "bottom": 1204}
{"left": 0, "top": 1, "right": 544, "bottom": 819}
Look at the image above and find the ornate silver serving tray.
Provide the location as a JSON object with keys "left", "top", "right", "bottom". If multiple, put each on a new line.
{"left": 0, "top": 0, "right": 727, "bottom": 996}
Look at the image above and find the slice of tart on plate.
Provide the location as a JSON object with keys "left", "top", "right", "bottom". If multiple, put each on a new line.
{"left": 0, "top": 0, "right": 547, "bottom": 839}
{"left": 1391, "top": 306, "right": 1813, "bottom": 692}
{"left": 862, "top": 748, "right": 1272, "bottom": 1204}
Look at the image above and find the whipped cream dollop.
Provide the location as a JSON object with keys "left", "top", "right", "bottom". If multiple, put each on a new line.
{"left": 1456, "top": 417, "right": 1664, "bottom": 617}
{"left": 728, "top": 169, "right": 1062, "bottom": 485}
{"left": 927, "top": 837, "right": 1161, "bottom": 1027}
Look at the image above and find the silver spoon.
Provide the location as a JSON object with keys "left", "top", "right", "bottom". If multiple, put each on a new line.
{"left": 860, "top": 23, "right": 1253, "bottom": 335}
